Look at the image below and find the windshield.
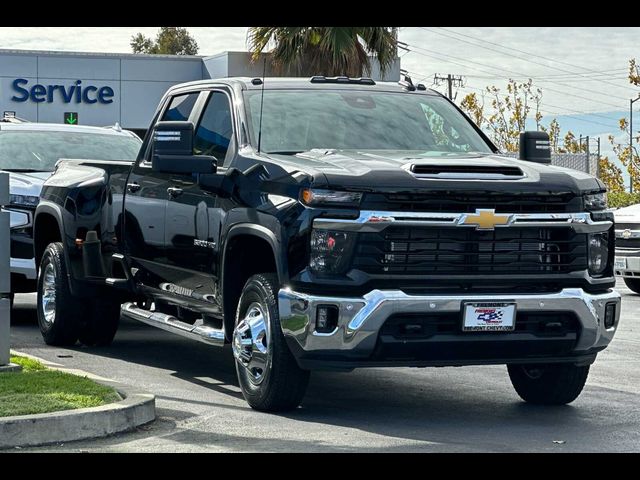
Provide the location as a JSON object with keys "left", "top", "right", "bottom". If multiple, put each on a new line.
{"left": 244, "top": 89, "right": 493, "bottom": 155}
{"left": 0, "top": 130, "right": 141, "bottom": 171}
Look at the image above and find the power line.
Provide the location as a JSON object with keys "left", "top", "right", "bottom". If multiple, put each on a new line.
{"left": 407, "top": 38, "right": 630, "bottom": 104}
{"left": 406, "top": 68, "right": 620, "bottom": 130}
{"left": 430, "top": 27, "right": 638, "bottom": 92}
{"left": 463, "top": 71, "right": 629, "bottom": 80}
{"left": 459, "top": 84, "right": 619, "bottom": 129}
{"left": 400, "top": 43, "right": 625, "bottom": 110}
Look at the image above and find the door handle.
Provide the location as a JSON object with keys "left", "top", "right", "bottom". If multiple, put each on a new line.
{"left": 167, "top": 187, "right": 183, "bottom": 198}
{"left": 126, "top": 182, "right": 141, "bottom": 193}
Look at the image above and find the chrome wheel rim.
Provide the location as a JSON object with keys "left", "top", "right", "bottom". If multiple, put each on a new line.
{"left": 42, "top": 263, "right": 57, "bottom": 325}
{"left": 232, "top": 302, "right": 271, "bottom": 386}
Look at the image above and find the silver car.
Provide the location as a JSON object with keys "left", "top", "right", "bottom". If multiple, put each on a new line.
{"left": 0, "top": 120, "right": 141, "bottom": 307}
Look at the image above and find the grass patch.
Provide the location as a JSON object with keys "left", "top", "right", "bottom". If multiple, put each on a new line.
{"left": 0, "top": 356, "right": 120, "bottom": 417}
{"left": 10, "top": 355, "right": 47, "bottom": 372}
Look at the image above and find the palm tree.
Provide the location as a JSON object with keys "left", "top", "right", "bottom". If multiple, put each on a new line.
{"left": 247, "top": 27, "right": 398, "bottom": 78}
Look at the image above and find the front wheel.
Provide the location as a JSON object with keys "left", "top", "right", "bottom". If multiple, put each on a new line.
{"left": 232, "top": 273, "right": 310, "bottom": 412}
{"left": 507, "top": 363, "right": 590, "bottom": 405}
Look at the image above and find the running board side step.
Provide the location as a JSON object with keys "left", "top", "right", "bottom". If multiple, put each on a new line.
{"left": 121, "top": 302, "right": 225, "bottom": 346}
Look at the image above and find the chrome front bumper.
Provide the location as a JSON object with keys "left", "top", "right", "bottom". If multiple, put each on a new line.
{"left": 279, "top": 288, "right": 621, "bottom": 360}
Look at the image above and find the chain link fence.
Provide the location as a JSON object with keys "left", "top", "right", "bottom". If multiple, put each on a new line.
{"left": 501, "top": 152, "right": 599, "bottom": 177}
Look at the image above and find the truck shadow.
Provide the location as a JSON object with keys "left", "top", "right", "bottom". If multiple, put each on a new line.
{"left": 13, "top": 310, "right": 626, "bottom": 451}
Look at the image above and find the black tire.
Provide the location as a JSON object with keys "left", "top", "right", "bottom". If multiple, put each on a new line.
{"left": 233, "top": 273, "right": 310, "bottom": 412}
{"left": 37, "top": 242, "right": 82, "bottom": 346}
{"left": 507, "top": 363, "right": 590, "bottom": 405}
{"left": 78, "top": 299, "right": 121, "bottom": 347}
{"left": 624, "top": 278, "right": 640, "bottom": 294}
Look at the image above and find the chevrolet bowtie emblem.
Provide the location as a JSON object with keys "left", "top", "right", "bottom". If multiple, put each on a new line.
{"left": 461, "top": 209, "right": 512, "bottom": 230}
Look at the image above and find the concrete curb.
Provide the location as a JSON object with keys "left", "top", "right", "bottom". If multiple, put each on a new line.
{"left": 0, "top": 363, "right": 22, "bottom": 373}
{"left": 0, "top": 350, "right": 156, "bottom": 449}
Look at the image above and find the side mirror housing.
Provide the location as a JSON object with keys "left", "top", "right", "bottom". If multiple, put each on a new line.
{"left": 151, "top": 121, "right": 217, "bottom": 174}
{"left": 519, "top": 131, "right": 551, "bottom": 164}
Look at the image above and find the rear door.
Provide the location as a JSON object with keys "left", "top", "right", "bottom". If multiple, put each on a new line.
{"left": 162, "top": 89, "right": 236, "bottom": 316}
{"left": 123, "top": 91, "right": 201, "bottom": 296}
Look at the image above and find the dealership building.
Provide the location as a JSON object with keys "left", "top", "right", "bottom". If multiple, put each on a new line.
{"left": 0, "top": 49, "right": 400, "bottom": 137}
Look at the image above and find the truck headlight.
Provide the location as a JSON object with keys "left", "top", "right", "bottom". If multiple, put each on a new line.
{"left": 10, "top": 194, "right": 39, "bottom": 208}
{"left": 583, "top": 192, "right": 607, "bottom": 211}
{"left": 588, "top": 232, "right": 609, "bottom": 275}
{"left": 310, "top": 229, "right": 356, "bottom": 275}
{"left": 301, "top": 189, "right": 362, "bottom": 208}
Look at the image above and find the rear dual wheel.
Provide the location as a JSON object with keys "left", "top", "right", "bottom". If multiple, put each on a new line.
{"left": 624, "top": 278, "right": 640, "bottom": 294}
{"left": 37, "top": 242, "right": 119, "bottom": 347}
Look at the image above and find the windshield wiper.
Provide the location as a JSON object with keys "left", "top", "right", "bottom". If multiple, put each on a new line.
{"left": 266, "top": 150, "right": 305, "bottom": 155}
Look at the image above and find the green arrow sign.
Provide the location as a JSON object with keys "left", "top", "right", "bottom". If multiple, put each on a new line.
{"left": 64, "top": 112, "right": 78, "bottom": 125}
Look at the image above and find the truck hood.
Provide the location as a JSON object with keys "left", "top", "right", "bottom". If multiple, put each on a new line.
{"left": 266, "top": 150, "right": 602, "bottom": 195}
{"left": 1, "top": 170, "right": 52, "bottom": 197}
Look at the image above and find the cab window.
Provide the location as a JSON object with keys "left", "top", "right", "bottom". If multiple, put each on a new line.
{"left": 193, "top": 91, "right": 234, "bottom": 162}
{"left": 161, "top": 93, "right": 199, "bottom": 122}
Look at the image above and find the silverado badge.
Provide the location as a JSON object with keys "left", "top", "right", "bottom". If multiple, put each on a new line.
{"left": 461, "top": 209, "right": 512, "bottom": 230}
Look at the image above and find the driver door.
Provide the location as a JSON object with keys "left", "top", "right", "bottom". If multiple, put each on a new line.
{"left": 162, "top": 89, "right": 235, "bottom": 316}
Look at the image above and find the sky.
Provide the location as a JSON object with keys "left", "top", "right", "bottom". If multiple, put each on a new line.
{"left": 0, "top": 26, "right": 638, "bottom": 174}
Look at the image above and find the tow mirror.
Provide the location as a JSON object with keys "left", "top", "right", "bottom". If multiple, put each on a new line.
{"left": 519, "top": 131, "right": 551, "bottom": 164}
{"left": 151, "top": 121, "right": 217, "bottom": 174}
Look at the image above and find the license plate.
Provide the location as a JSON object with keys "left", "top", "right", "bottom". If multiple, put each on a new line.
{"left": 463, "top": 302, "right": 516, "bottom": 332}
{"left": 615, "top": 257, "right": 627, "bottom": 270}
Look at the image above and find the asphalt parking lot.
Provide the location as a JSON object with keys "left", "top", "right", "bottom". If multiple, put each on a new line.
{"left": 7, "top": 278, "right": 640, "bottom": 452}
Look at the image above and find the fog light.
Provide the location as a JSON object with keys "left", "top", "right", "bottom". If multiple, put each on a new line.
{"left": 604, "top": 303, "right": 616, "bottom": 329}
{"left": 316, "top": 305, "right": 339, "bottom": 333}
{"left": 588, "top": 233, "right": 609, "bottom": 275}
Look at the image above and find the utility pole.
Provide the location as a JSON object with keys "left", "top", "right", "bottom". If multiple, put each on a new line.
{"left": 434, "top": 74, "right": 465, "bottom": 100}
{"left": 585, "top": 135, "right": 590, "bottom": 174}
{"left": 596, "top": 136, "right": 601, "bottom": 179}
{"left": 630, "top": 97, "right": 639, "bottom": 193}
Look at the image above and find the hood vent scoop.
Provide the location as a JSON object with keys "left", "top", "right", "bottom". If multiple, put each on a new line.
{"left": 408, "top": 164, "right": 524, "bottom": 180}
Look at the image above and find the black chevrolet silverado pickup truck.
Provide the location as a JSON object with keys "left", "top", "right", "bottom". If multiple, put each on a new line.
{"left": 33, "top": 76, "right": 621, "bottom": 411}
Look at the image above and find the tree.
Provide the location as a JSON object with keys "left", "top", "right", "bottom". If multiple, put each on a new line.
{"left": 629, "top": 58, "right": 640, "bottom": 86}
{"left": 130, "top": 27, "right": 198, "bottom": 55}
{"left": 559, "top": 131, "right": 585, "bottom": 154}
{"left": 608, "top": 117, "right": 640, "bottom": 192}
{"left": 459, "top": 79, "right": 624, "bottom": 192}
{"left": 544, "top": 118, "right": 562, "bottom": 152}
{"left": 247, "top": 27, "right": 397, "bottom": 78}
{"left": 602, "top": 59, "right": 640, "bottom": 192}
{"left": 459, "top": 79, "right": 542, "bottom": 152}
{"left": 599, "top": 156, "right": 625, "bottom": 193}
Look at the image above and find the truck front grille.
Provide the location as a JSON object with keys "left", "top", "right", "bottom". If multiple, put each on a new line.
{"left": 615, "top": 238, "right": 640, "bottom": 249}
{"left": 363, "top": 192, "right": 579, "bottom": 213}
{"left": 353, "top": 226, "right": 587, "bottom": 275}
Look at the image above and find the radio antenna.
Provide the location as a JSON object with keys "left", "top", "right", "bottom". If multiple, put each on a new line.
{"left": 257, "top": 56, "right": 267, "bottom": 154}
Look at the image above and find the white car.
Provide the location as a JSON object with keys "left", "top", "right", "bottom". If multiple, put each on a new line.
{"left": 0, "top": 120, "right": 141, "bottom": 307}
{"left": 614, "top": 203, "right": 640, "bottom": 293}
